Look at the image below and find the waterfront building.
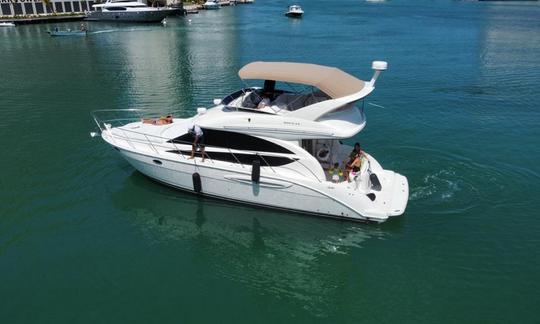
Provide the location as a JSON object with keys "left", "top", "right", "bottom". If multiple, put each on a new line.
{"left": 0, "top": 0, "right": 93, "bottom": 17}
{"left": 0, "top": 0, "right": 182, "bottom": 18}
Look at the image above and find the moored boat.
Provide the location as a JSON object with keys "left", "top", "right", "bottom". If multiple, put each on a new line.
{"left": 86, "top": 0, "right": 169, "bottom": 22}
{"left": 203, "top": 0, "right": 221, "bottom": 10}
{"left": 0, "top": 22, "right": 16, "bottom": 27}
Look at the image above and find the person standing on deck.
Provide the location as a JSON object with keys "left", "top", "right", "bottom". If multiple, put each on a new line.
{"left": 188, "top": 124, "right": 206, "bottom": 162}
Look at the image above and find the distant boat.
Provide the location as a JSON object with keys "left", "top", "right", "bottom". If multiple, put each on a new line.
{"left": 47, "top": 29, "right": 87, "bottom": 37}
{"left": 203, "top": 0, "right": 220, "bottom": 10}
{"left": 285, "top": 5, "right": 303, "bottom": 18}
{"left": 86, "top": 0, "right": 169, "bottom": 22}
{"left": 0, "top": 22, "right": 16, "bottom": 27}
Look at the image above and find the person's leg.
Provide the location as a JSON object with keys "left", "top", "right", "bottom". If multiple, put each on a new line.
{"left": 189, "top": 137, "right": 198, "bottom": 159}
{"left": 199, "top": 135, "right": 206, "bottom": 162}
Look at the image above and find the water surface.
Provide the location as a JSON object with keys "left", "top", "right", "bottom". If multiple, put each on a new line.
{"left": 1, "top": 0, "right": 540, "bottom": 322}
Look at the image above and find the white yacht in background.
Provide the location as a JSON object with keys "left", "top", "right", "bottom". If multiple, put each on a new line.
{"left": 86, "top": 0, "right": 169, "bottom": 22}
{"left": 91, "top": 61, "right": 409, "bottom": 223}
{"left": 203, "top": 0, "right": 220, "bottom": 10}
{"left": 285, "top": 5, "right": 303, "bottom": 18}
{"left": 0, "top": 22, "right": 16, "bottom": 27}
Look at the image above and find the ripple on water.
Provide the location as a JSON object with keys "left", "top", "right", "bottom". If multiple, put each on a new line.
{"left": 393, "top": 145, "right": 539, "bottom": 217}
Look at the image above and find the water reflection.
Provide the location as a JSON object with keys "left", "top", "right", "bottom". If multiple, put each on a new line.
{"left": 478, "top": 2, "right": 540, "bottom": 98}
{"left": 112, "top": 171, "right": 389, "bottom": 312}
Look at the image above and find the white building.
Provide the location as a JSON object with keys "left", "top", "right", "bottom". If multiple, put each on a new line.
{"left": 0, "top": 0, "right": 182, "bottom": 17}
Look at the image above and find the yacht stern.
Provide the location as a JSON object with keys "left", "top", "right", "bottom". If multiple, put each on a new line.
{"left": 386, "top": 173, "right": 409, "bottom": 217}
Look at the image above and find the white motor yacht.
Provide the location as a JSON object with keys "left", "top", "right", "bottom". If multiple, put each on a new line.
{"left": 91, "top": 61, "right": 409, "bottom": 223}
{"left": 203, "top": 0, "right": 220, "bottom": 10}
{"left": 285, "top": 5, "right": 303, "bottom": 18}
{"left": 86, "top": 0, "right": 169, "bottom": 22}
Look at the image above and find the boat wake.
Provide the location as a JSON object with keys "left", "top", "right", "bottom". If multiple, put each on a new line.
{"left": 89, "top": 28, "right": 155, "bottom": 35}
{"left": 89, "top": 29, "right": 118, "bottom": 35}
{"left": 394, "top": 145, "right": 539, "bottom": 216}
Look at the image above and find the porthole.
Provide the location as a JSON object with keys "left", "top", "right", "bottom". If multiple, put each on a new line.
{"left": 153, "top": 159, "right": 162, "bottom": 165}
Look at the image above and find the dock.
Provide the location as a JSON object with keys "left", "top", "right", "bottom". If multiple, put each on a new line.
{"left": 183, "top": 0, "right": 253, "bottom": 13}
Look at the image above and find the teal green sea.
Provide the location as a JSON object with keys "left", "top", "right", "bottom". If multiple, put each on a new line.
{"left": 1, "top": 0, "right": 540, "bottom": 322}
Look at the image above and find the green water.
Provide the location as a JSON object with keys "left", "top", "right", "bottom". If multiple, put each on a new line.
{"left": 1, "top": 0, "right": 540, "bottom": 322}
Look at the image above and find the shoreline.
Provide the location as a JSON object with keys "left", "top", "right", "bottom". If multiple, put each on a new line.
{"left": 0, "top": 14, "right": 86, "bottom": 24}
{"left": 0, "top": 0, "right": 253, "bottom": 24}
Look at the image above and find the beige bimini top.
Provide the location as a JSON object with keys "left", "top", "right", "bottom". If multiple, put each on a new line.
{"left": 238, "top": 62, "right": 366, "bottom": 99}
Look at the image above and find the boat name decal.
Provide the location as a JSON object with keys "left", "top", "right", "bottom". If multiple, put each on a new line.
{"left": 283, "top": 121, "right": 300, "bottom": 126}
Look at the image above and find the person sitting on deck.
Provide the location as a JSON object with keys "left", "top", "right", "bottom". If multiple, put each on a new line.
{"left": 187, "top": 124, "right": 206, "bottom": 162}
{"left": 257, "top": 92, "right": 272, "bottom": 109}
{"left": 346, "top": 142, "right": 361, "bottom": 166}
{"left": 345, "top": 147, "right": 366, "bottom": 182}
{"left": 142, "top": 115, "right": 173, "bottom": 125}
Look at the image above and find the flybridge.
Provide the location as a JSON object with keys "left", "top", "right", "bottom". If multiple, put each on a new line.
{"left": 220, "top": 60, "right": 388, "bottom": 122}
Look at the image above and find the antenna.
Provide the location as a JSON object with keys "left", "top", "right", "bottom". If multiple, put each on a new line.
{"left": 368, "top": 61, "right": 388, "bottom": 87}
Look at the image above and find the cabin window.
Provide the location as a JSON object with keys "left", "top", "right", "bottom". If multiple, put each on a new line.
{"left": 35, "top": 3, "right": 44, "bottom": 14}
{"left": 169, "top": 129, "right": 293, "bottom": 154}
{"left": 108, "top": 7, "right": 127, "bottom": 11}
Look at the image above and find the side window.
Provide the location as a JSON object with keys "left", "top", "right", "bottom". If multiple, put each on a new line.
{"left": 170, "top": 129, "right": 293, "bottom": 154}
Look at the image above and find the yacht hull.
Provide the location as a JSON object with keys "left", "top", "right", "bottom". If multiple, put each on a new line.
{"left": 285, "top": 12, "right": 303, "bottom": 18}
{"left": 85, "top": 10, "right": 168, "bottom": 22}
{"left": 115, "top": 147, "right": 395, "bottom": 223}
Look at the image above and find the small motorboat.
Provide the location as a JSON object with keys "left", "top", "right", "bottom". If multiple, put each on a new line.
{"left": 285, "top": 5, "right": 303, "bottom": 18}
{"left": 0, "top": 22, "right": 16, "bottom": 27}
{"left": 48, "top": 28, "right": 87, "bottom": 37}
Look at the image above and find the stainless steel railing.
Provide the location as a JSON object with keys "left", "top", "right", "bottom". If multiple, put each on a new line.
{"left": 91, "top": 109, "right": 324, "bottom": 182}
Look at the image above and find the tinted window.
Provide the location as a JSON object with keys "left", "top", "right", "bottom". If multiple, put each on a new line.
{"left": 1, "top": 4, "right": 12, "bottom": 15}
{"left": 54, "top": 2, "right": 64, "bottom": 13}
{"left": 169, "top": 129, "right": 293, "bottom": 154}
{"left": 24, "top": 3, "right": 33, "bottom": 14}
{"left": 168, "top": 150, "right": 295, "bottom": 167}
{"left": 13, "top": 3, "right": 23, "bottom": 15}
{"left": 35, "top": 3, "right": 44, "bottom": 13}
